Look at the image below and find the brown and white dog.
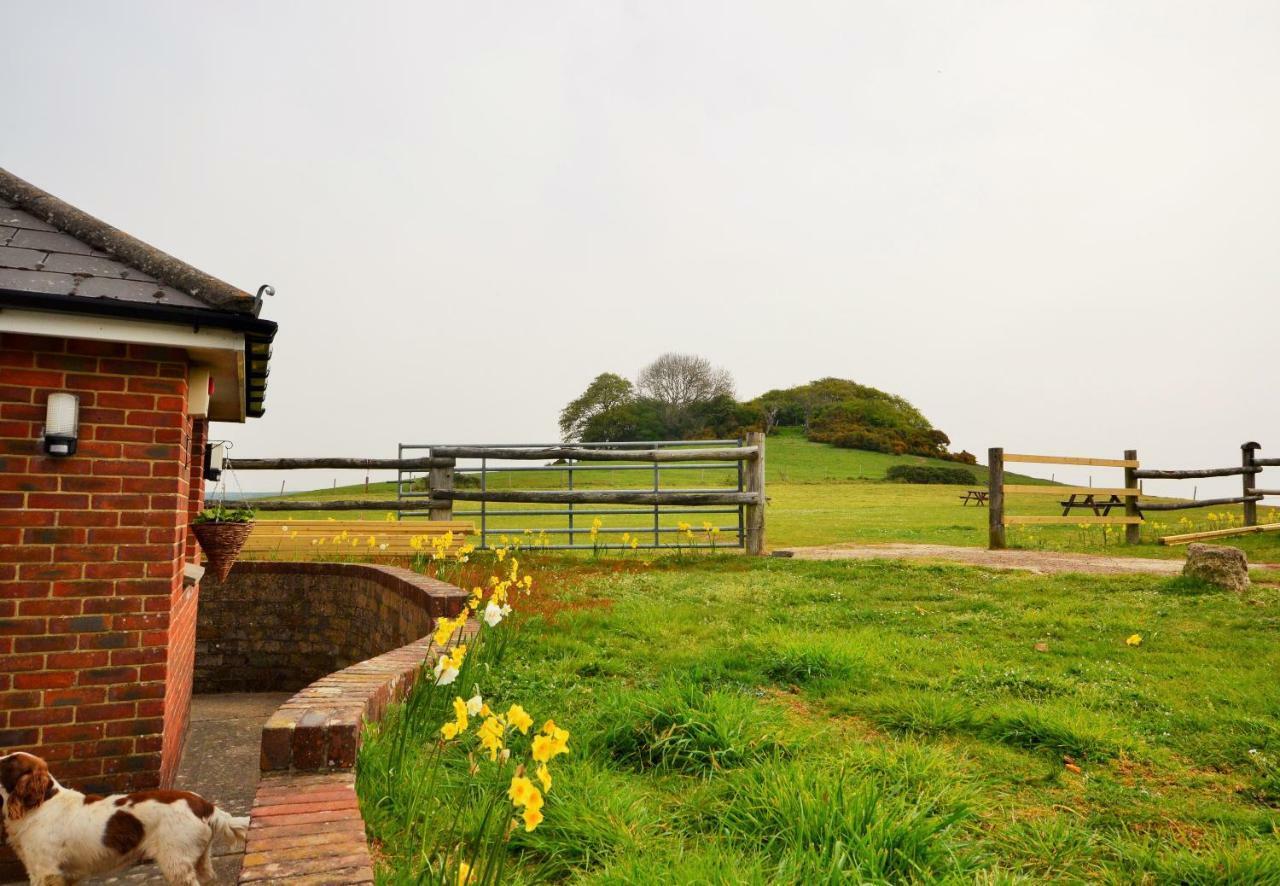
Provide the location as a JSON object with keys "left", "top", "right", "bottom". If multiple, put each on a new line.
{"left": 1, "top": 752, "right": 248, "bottom": 885}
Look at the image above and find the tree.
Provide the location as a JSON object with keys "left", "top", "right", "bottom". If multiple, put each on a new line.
{"left": 558, "top": 373, "right": 635, "bottom": 442}
{"left": 636, "top": 353, "right": 734, "bottom": 416}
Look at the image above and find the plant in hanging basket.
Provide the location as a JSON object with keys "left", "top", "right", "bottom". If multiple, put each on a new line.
{"left": 191, "top": 505, "right": 255, "bottom": 581}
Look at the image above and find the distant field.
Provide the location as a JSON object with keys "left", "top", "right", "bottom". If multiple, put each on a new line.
{"left": 241, "top": 431, "right": 1280, "bottom": 561}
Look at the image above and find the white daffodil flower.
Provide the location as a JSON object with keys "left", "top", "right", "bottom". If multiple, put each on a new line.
{"left": 483, "top": 601, "right": 504, "bottom": 627}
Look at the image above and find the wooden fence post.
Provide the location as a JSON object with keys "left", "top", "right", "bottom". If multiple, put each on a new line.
{"left": 745, "top": 431, "right": 766, "bottom": 555}
{"left": 1243, "top": 442, "right": 1259, "bottom": 527}
{"left": 988, "top": 447, "right": 1005, "bottom": 550}
{"left": 1124, "top": 449, "right": 1140, "bottom": 544}
{"left": 428, "top": 458, "right": 455, "bottom": 521}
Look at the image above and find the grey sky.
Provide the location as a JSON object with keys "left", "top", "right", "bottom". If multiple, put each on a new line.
{"left": 6, "top": 2, "right": 1278, "bottom": 497}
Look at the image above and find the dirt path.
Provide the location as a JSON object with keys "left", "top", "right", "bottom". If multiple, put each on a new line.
{"left": 773, "top": 542, "right": 1280, "bottom": 576}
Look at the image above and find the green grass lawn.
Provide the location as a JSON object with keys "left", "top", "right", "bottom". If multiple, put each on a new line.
{"left": 249, "top": 430, "right": 1280, "bottom": 561}
{"left": 357, "top": 555, "right": 1280, "bottom": 883}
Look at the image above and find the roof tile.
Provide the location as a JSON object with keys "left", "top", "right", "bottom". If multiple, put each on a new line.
{"left": 0, "top": 207, "right": 57, "bottom": 233}
{"left": 42, "top": 251, "right": 157, "bottom": 281}
{"left": 74, "top": 276, "right": 208, "bottom": 308}
{"left": 9, "top": 228, "right": 97, "bottom": 255}
{"left": 0, "top": 268, "right": 77, "bottom": 295}
{"left": 0, "top": 245, "right": 46, "bottom": 270}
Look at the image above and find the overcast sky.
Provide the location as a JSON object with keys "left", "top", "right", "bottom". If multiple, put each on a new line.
{"left": 6, "top": 2, "right": 1278, "bottom": 497}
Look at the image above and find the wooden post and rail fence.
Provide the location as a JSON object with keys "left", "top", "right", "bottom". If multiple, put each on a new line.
{"left": 988, "top": 443, "right": 1280, "bottom": 549}
{"left": 224, "top": 433, "right": 769, "bottom": 554}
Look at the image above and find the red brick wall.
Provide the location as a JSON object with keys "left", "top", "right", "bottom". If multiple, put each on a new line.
{"left": 0, "top": 331, "right": 204, "bottom": 794}
{"left": 162, "top": 415, "right": 206, "bottom": 786}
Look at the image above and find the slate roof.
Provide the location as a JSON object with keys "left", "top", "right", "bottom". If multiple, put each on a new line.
{"left": 0, "top": 168, "right": 259, "bottom": 315}
{"left": 0, "top": 168, "right": 277, "bottom": 418}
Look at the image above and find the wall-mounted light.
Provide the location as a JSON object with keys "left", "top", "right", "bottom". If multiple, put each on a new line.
{"left": 205, "top": 441, "right": 227, "bottom": 482}
{"left": 43, "top": 393, "right": 79, "bottom": 456}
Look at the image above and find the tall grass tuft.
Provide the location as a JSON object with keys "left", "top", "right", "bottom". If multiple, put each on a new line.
{"left": 711, "top": 760, "right": 976, "bottom": 882}
{"left": 1107, "top": 834, "right": 1280, "bottom": 885}
{"left": 592, "top": 678, "right": 787, "bottom": 774}
{"left": 762, "top": 641, "right": 864, "bottom": 686}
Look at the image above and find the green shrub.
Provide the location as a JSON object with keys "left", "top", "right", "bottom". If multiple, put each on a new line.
{"left": 885, "top": 465, "right": 977, "bottom": 485}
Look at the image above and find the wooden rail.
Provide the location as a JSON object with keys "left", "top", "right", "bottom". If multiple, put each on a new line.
{"left": 1005, "top": 515, "right": 1143, "bottom": 525}
{"left": 1136, "top": 495, "right": 1262, "bottom": 512}
{"left": 1133, "top": 466, "right": 1258, "bottom": 479}
{"left": 1003, "top": 485, "right": 1139, "bottom": 497}
{"left": 227, "top": 457, "right": 454, "bottom": 471}
{"left": 1004, "top": 453, "right": 1139, "bottom": 468}
{"left": 1159, "top": 522, "right": 1280, "bottom": 546}
{"left": 435, "top": 489, "right": 760, "bottom": 506}
{"left": 428, "top": 445, "right": 757, "bottom": 463}
{"left": 252, "top": 499, "right": 440, "bottom": 512}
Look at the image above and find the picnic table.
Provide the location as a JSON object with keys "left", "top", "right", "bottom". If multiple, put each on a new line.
{"left": 959, "top": 489, "right": 989, "bottom": 506}
{"left": 1059, "top": 492, "right": 1125, "bottom": 517}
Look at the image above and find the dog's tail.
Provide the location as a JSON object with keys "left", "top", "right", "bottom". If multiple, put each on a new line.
{"left": 210, "top": 807, "right": 250, "bottom": 849}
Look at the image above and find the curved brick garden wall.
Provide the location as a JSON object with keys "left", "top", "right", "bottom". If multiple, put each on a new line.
{"left": 196, "top": 560, "right": 467, "bottom": 693}
{"left": 194, "top": 561, "right": 471, "bottom": 885}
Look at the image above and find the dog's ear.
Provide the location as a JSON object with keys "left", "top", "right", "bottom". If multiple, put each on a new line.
{"left": 6, "top": 761, "right": 52, "bottom": 821}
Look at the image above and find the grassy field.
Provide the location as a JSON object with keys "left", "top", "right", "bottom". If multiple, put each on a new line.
{"left": 245, "top": 431, "right": 1280, "bottom": 562}
{"left": 357, "top": 555, "right": 1280, "bottom": 883}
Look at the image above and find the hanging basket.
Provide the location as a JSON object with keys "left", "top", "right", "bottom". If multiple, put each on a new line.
{"left": 192, "top": 521, "right": 253, "bottom": 582}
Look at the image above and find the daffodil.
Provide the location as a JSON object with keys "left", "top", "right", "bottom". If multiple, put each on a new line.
{"left": 536, "top": 763, "right": 552, "bottom": 792}
{"left": 466, "top": 693, "right": 484, "bottom": 717}
{"left": 477, "top": 715, "right": 505, "bottom": 760}
{"left": 456, "top": 860, "right": 476, "bottom": 886}
{"left": 521, "top": 806, "right": 544, "bottom": 832}
{"left": 1126, "top": 634, "right": 1142, "bottom": 647}
{"left": 508, "top": 775, "right": 537, "bottom": 807}
{"left": 506, "top": 704, "right": 533, "bottom": 734}
{"left": 483, "top": 601, "right": 505, "bottom": 627}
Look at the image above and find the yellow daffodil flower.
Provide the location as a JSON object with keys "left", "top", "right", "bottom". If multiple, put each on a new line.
{"left": 506, "top": 704, "right": 533, "bottom": 734}
{"left": 508, "top": 775, "right": 536, "bottom": 807}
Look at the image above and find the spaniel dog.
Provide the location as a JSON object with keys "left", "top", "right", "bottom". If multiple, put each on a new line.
{"left": 1, "top": 752, "right": 248, "bottom": 885}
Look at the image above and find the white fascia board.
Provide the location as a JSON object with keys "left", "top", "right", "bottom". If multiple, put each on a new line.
{"left": 0, "top": 308, "right": 245, "bottom": 353}
{"left": 0, "top": 308, "right": 248, "bottom": 421}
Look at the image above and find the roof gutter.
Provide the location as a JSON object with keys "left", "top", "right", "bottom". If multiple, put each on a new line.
{"left": 0, "top": 289, "right": 278, "bottom": 419}
{"left": 0, "top": 289, "right": 277, "bottom": 335}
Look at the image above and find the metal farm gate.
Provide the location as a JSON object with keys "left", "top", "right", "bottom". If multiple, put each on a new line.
{"left": 394, "top": 438, "right": 765, "bottom": 552}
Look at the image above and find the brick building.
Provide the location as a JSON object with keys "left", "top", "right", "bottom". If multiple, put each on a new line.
{"left": 0, "top": 168, "right": 277, "bottom": 793}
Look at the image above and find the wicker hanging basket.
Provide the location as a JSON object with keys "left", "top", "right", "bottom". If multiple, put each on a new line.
{"left": 192, "top": 521, "right": 253, "bottom": 582}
